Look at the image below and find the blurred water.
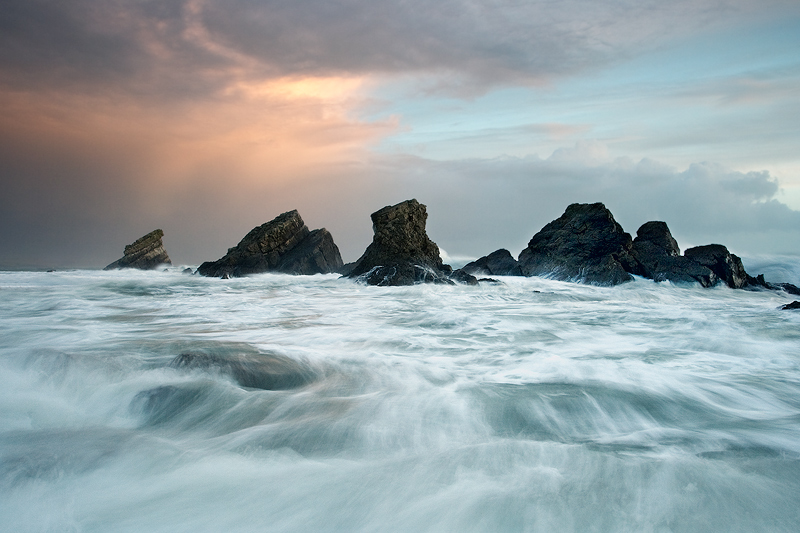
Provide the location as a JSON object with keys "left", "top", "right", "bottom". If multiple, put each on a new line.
{"left": 1, "top": 268, "right": 799, "bottom": 532}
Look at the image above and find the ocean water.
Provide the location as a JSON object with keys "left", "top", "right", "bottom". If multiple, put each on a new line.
{"left": 1, "top": 267, "right": 799, "bottom": 532}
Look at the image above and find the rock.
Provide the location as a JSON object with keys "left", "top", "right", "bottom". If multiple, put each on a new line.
{"left": 781, "top": 301, "right": 800, "bottom": 310}
{"left": 197, "top": 210, "right": 343, "bottom": 277}
{"left": 449, "top": 269, "right": 479, "bottom": 285}
{"left": 684, "top": 244, "right": 748, "bottom": 289}
{"left": 170, "top": 351, "right": 316, "bottom": 390}
{"left": 517, "top": 203, "right": 638, "bottom": 285}
{"left": 347, "top": 199, "right": 460, "bottom": 285}
{"left": 630, "top": 222, "right": 716, "bottom": 287}
{"left": 462, "top": 249, "right": 522, "bottom": 276}
{"left": 104, "top": 229, "right": 171, "bottom": 270}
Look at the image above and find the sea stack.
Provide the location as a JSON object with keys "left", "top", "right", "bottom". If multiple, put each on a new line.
{"left": 104, "top": 229, "right": 172, "bottom": 270}
{"left": 517, "top": 203, "right": 638, "bottom": 285}
{"left": 347, "top": 199, "right": 463, "bottom": 285}
{"left": 197, "top": 210, "right": 343, "bottom": 277}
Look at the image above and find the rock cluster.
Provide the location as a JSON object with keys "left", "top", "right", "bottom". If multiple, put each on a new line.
{"left": 346, "top": 199, "right": 476, "bottom": 285}
{"left": 197, "top": 210, "right": 342, "bottom": 277}
{"left": 468, "top": 202, "right": 794, "bottom": 291}
{"left": 104, "top": 229, "right": 171, "bottom": 270}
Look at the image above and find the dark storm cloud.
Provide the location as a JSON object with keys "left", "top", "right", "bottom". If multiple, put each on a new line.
{"left": 3, "top": 0, "right": 795, "bottom": 95}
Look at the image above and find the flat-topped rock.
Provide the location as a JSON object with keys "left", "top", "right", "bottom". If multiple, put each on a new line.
{"left": 517, "top": 203, "right": 638, "bottom": 285}
{"left": 684, "top": 244, "right": 748, "bottom": 289}
{"left": 104, "top": 229, "right": 171, "bottom": 270}
{"left": 347, "top": 199, "right": 469, "bottom": 285}
{"left": 197, "top": 210, "right": 342, "bottom": 277}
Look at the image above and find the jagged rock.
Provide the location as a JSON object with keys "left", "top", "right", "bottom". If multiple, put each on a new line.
{"left": 781, "top": 301, "right": 800, "bottom": 310}
{"left": 684, "top": 244, "right": 748, "bottom": 289}
{"left": 462, "top": 249, "right": 522, "bottom": 276}
{"left": 347, "top": 199, "right": 459, "bottom": 285}
{"left": 630, "top": 222, "right": 716, "bottom": 287}
{"left": 197, "top": 210, "right": 343, "bottom": 277}
{"left": 517, "top": 203, "right": 638, "bottom": 286}
{"left": 104, "top": 229, "right": 171, "bottom": 270}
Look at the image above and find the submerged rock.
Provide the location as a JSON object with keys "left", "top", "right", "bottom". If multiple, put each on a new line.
{"left": 347, "top": 199, "right": 470, "bottom": 285}
{"left": 630, "top": 222, "right": 716, "bottom": 287}
{"left": 462, "top": 249, "right": 522, "bottom": 277}
{"left": 781, "top": 301, "right": 800, "bottom": 310}
{"left": 170, "top": 351, "right": 316, "bottom": 390}
{"left": 197, "top": 210, "right": 343, "bottom": 277}
{"left": 104, "top": 229, "right": 171, "bottom": 270}
{"left": 684, "top": 244, "right": 748, "bottom": 289}
{"left": 517, "top": 203, "right": 638, "bottom": 286}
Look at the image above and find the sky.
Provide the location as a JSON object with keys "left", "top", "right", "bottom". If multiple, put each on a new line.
{"left": 2, "top": 0, "right": 800, "bottom": 269}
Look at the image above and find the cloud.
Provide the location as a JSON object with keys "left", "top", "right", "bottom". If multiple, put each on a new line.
{"left": 365, "top": 146, "right": 800, "bottom": 259}
{"left": 3, "top": 0, "right": 798, "bottom": 97}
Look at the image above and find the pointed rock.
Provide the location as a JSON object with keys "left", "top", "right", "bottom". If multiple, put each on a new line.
{"left": 197, "top": 210, "right": 342, "bottom": 277}
{"left": 347, "top": 199, "right": 461, "bottom": 285}
{"left": 517, "top": 203, "right": 637, "bottom": 285}
{"left": 104, "top": 229, "right": 171, "bottom": 270}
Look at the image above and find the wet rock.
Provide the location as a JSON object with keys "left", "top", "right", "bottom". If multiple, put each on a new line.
{"left": 462, "top": 249, "right": 522, "bottom": 276}
{"left": 781, "top": 301, "right": 800, "bottom": 310}
{"left": 197, "top": 210, "right": 343, "bottom": 277}
{"left": 347, "top": 199, "right": 455, "bottom": 285}
{"left": 170, "top": 351, "right": 316, "bottom": 390}
{"left": 630, "top": 222, "right": 716, "bottom": 287}
{"left": 104, "top": 229, "right": 171, "bottom": 270}
{"left": 684, "top": 244, "right": 748, "bottom": 289}
{"left": 517, "top": 203, "right": 638, "bottom": 286}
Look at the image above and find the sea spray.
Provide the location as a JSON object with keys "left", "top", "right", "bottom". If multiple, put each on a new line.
{"left": 1, "top": 267, "right": 799, "bottom": 532}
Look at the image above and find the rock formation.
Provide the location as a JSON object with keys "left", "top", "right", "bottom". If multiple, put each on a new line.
{"left": 462, "top": 249, "right": 522, "bottom": 277}
{"left": 781, "top": 301, "right": 800, "bottom": 310}
{"left": 347, "top": 199, "right": 474, "bottom": 285}
{"left": 104, "top": 229, "right": 171, "bottom": 270}
{"left": 170, "top": 351, "right": 316, "bottom": 390}
{"left": 630, "top": 222, "right": 716, "bottom": 287}
{"left": 197, "top": 210, "right": 342, "bottom": 277}
{"left": 683, "top": 244, "right": 748, "bottom": 289}
{"left": 517, "top": 203, "right": 638, "bottom": 285}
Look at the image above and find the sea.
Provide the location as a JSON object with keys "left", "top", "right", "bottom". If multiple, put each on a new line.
{"left": 1, "top": 258, "right": 800, "bottom": 532}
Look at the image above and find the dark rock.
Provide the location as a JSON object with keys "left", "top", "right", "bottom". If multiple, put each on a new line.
{"left": 170, "top": 351, "right": 316, "bottom": 390}
{"left": 517, "top": 203, "right": 638, "bottom": 285}
{"left": 450, "top": 269, "right": 479, "bottom": 285}
{"left": 197, "top": 210, "right": 343, "bottom": 277}
{"left": 462, "top": 249, "right": 522, "bottom": 276}
{"left": 182, "top": 268, "right": 194, "bottom": 274}
{"left": 684, "top": 244, "right": 748, "bottom": 289}
{"left": 347, "top": 199, "right": 455, "bottom": 285}
{"left": 781, "top": 301, "right": 800, "bottom": 310}
{"left": 777, "top": 283, "right": 800, "bottom": 296}
{"left": 104, "top": 229, "right": 171, "bottom": 270}
{"left": 630, "top": 222, "right": 716, "bottom": 287}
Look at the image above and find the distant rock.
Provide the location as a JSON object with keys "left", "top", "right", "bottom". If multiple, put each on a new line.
{"left": 197, "top": 210, "right": 343, "bottom": 277}
{"left": 462, "top": 249, "right": 522, "bottom": 276}
{"left": 630, "top": 222, "right": 716, "bottom": 287}
{"left": 684, "top": 244, "right": 748, "bottom": 289}
{"left": 347, "top": 199, "right": 470, "bottom": 285}
{"left": 781, "top": 301, "right": 800, "bottom": 310}
{"left": 517, "top": 203, "right": 638, "bottom": 285}
{"left": 104, "top": 229, "right": 171, "bottom": 270}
